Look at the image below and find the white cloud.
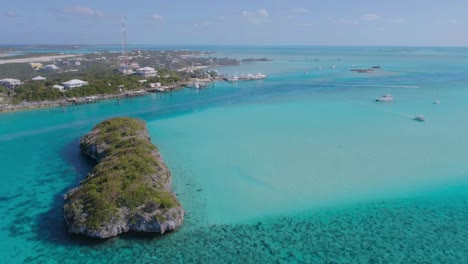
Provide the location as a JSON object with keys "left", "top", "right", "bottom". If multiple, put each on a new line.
{"left": 151, "top": 13, "right": 164, "bottom": 23}
{"left": 361, "top": 14, "right": 380, "bottom": 21}
{"left": 5, "top": 10, "right": 17, "bottom": 17}
{"left": 258, "top": 9, "right": 269, "bottom": 17}
{"left": 290, "top": 7, "right": 308, "bottom": 14}
{"left": 63, "top": 6, "right": 103, "bottom": 17}
{"left": 242, "top": 9, "right": 270, "bottom": 24}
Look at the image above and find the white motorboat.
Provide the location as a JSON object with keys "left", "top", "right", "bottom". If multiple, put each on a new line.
{"left": 187, "top": 82, "right": 200, "bottom": 89}
{"left": 375, "top": 94, "right": 394, "bottom": 102}
{"left": 414, "top": 115, "right": 426, "bottom": 122}
{"left": 227, "top": 75, "right": 239, "bottom": 83}
{"left": 253, "top": 72, "right": 267, "bottom": 79}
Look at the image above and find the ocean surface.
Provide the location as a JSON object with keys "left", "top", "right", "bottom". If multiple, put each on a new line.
{"left": 1, "top": 46, "right": 468, "bottom": 263}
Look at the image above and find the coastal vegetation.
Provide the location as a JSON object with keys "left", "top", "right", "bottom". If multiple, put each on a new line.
{"left": 2, "top": 62, "right": 183, "bottom": 103}
{"left": 63, "top": 117, "right": 184, "bottom": 238}
{"left": 0, "top": 47, "right": 267, "bottom": 111}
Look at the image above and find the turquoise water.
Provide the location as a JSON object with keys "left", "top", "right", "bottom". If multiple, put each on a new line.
{"left": 1, "top": 46, "right": 468, "bottom": 263}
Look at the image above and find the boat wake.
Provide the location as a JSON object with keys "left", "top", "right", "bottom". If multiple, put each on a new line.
{"left": 397, "top": 112, "right": 416, "bottom": 119}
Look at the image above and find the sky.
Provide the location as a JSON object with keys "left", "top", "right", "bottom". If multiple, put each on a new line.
{"left": 1, "top": 0, "right": 468, "bottom": 46}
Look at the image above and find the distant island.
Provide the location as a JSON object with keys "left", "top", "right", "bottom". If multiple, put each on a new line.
{"left": 241, "top": 58, "right": 272, "bottom": 62}
{"left": 350, "top": 66, "right": 381, "bottom": 73}
{"left": 63, "top": 117, "right": 184, "bottom": 238}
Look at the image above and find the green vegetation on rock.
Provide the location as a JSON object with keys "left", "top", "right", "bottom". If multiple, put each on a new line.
{"left": 64, "top": 117, "right": 182, "bottom": 235}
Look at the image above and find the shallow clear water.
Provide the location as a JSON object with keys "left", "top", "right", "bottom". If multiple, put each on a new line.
{"left": 1, "top": 46, "right": 468, "bottom": 263}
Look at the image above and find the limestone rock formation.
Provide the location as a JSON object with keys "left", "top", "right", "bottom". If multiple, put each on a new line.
{"left": 63, "top": 117, "right": 184, "bottom": 238}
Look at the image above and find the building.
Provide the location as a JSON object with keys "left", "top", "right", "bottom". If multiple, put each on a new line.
{"left": 52, "top": 85, "right": 64, "bottom": 91}
{"left": 119, "top": 65, "right": 133, "bottom": 75}
{"left": 43, "top": 64, "right": 60, "bottom": 71}
{"left": 0, "top": 78, "right": 22, "bottom": 90}
{"left": 135, "top": 67, "right": 157, "bottom": 78}
{"left": 32, "top": 76, "right": 47, "bottom": 81}
{"left": 148, "top": 82, "right": 161, "bottom": 88}
{"left": 30, "top": 62, "right": 43, "bottom": 70}
{"left": 62, "top": 79, "right": 89, "bottom": 89}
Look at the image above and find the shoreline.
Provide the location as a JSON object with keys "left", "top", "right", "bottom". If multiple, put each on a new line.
{"left": 0, "top": 79, "right": 219, "bottom": 113}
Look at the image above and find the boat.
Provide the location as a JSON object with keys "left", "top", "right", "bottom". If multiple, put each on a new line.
{"left": 226, "top": 72, "right": 266, "bottom": 82}
{"left": 375, "top": 94, "right": 394, "bottom": 102}
{"left": 414, "top": 115, "right": 426, "bottom": 122}
{"left": 253, "top": 72, "right": 267, "bottom": 79}
{"left": 187, "top": 82, "right": 200, "bottom": 89}
{"left": 226, "top": 74, "right": 239, "bottom": 83}
{"left": 433, "top": 99, "right": 440, "bottom": 104}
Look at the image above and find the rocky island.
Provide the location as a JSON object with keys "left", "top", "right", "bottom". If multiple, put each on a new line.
{"left": 63, "top": 117, "right": 184, "bottom": 238}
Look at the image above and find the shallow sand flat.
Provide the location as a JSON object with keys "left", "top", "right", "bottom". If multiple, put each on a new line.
{"left": 0, "top": 54, "right": 80, "bottom": 64}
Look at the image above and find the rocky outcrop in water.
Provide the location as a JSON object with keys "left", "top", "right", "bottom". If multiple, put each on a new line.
{"left": 63, "top": 117, "right": 184, "bottom": 238}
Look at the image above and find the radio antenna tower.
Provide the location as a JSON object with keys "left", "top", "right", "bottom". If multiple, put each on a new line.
{"left": 119, "top": 18, "right": 133, "bottom": 75}
{"left": 121, "top": 19, "right": 128, "bottom": 65}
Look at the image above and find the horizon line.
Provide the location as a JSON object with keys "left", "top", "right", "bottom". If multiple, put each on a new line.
{"left": 1, "top": 43, "right": 468, "bottom": 48}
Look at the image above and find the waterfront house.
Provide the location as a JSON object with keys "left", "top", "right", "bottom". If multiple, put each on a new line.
{"left": 62, "top": 79, "right": 89, "bottom": 89}
{"left": 32, "top": 76, "right": 47, "bottom": 81}
{"left": 0, "top": 78, "right": 22, "bottom": 90}
{"left": 52, "top": 85, "right": 65, "bottom": 91}
{"left": 148, "top": 82, "right": 161, "bottom": 88}
{"left": 136, "top": 67, "right": 158, "bottom": 78}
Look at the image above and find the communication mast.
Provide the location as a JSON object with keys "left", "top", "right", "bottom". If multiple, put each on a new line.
{"left": 119, "top": 18, "right": 133, "bottom": 75}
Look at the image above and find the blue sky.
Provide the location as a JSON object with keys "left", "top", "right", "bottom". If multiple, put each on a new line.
{"left": 1, "top": 0, "right": 467, "bottom": 46}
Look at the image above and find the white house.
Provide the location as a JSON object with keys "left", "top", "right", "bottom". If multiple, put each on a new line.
{"left": 52, "top": 85, "right": 64, "bottom": 91}
{"left": 32, "top": 76, "right": 47, "bottom": 81}
{"left": 0, "top": 78, "right": 22, "bottom": 90}
{"left": 62, "top": 79, "right": 89, "bottom": 89}
{"left": 119, "top": 65, "right": 133, "bottom": 75}
{"left": 148, "top": 82, "right": 161, "bottom": 88}
{"left": 43, "top": 64, "right": 60, "bottom": 71}
{"left": 135, "top": 67, "right": 157, "bottom": 78}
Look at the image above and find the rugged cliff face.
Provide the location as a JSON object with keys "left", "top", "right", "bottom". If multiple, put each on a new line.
{"left": 63, "top": 117, "right": 184, "bottom": 238}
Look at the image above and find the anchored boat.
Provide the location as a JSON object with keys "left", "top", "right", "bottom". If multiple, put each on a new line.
{"left": 375, "top": 94, "right": 394, "bottom": 102}
{"left": 413, "top": 115, "right": 426, "bottom": 122}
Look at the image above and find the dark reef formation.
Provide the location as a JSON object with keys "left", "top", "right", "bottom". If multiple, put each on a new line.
{"left": 63, "top": 117, "right": 184, "bottom": 238}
